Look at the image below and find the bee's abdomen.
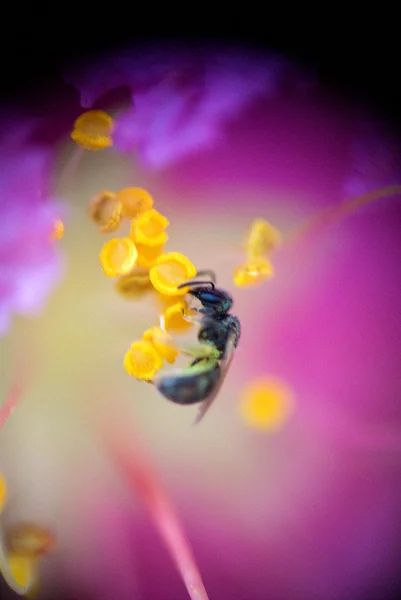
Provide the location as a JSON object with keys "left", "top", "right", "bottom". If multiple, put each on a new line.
{"left": 229, "top": 314, "right": 241, "bottom": 347}
{"left": 156, "top": 365, "right": 221, "bottom": 405}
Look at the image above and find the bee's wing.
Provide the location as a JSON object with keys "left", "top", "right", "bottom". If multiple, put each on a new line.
{"left": 194, "top": 330, "right": 236, "bottom": 425}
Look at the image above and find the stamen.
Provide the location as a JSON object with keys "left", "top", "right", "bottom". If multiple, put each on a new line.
{"left": 99, "top": 237, "right": 138, "bottom": 277}
{"left": 136, "top": 243, "right": 165, "bottom": 269}
{"left": 0, "top": 380, "right": 25, "bottom": 433}
{"left": 163, "top": 301, "right": 194, "bottom": 332}
{"left": 2, "top": 553, "right": 37, "bottom": 593}
{"left": 6, "top": 523, "right": 56, "bottom": 558}
{"left": 149, "top": 253, "right": 197, "bottom": 296}
{"left": 50, "top": 218, "right": 64, "bottom": 241}
{"left": 130, "top": 209, "right": 169, "bottom": 247}
{"left": 71, "top": 110, "right": 114, "bottom": 151}
{"left": 89, "top": 190, "right": 123, "bottom": 233}
{"left": 114, "top": 268, "right": 152, "bottom": 299}
{"left": 142, "top": 327, "right": 179, "bottom": 364}
{"left": 287, "top": 185, "right": 401, "bottom": 245}
{"left": 116, "top": 187, "right": 154, "bottom": 218}
{"left": 240, "top": 377, "right": 294, "bottom": 431}
{"left": 99, "top": 413, "right": 210, "bottom": 600}
{"left": 245, "top": 218, "right": 282, "bottom": 260}
{"left": 0, "top": 476, "right": 6, "bottom": 514}
{"left": 0, "top": 522, "right": 54, "bottom": 596}
{"left": 233, "top": 257, "right": 274, "bottom": 287}
{"left": 124, "top": 340, "right": 164, "bottom": 380}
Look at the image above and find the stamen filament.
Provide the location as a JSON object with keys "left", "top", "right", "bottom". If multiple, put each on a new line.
{"left": 287, "top": 185, "right": 401, "bottom": 245}
{"left": 100, "top": 418, "right": 210, "bottom": 600}
{"left": 0, "top": 381, "right": 24, "bottom": 433}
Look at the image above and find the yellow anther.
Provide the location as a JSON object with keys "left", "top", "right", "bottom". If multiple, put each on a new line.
{"left": 149, "top": 252, "right": 197, "bottom": 296}
{"left": 142, "top": 326, "right": 179, "bottom": 364}
{"left": 71, "top": 110, "right": 114, "bottom": 151}
{"left": 130, "top": 209, "right": 169, "bottom": 247}
{"left": 6, "top": 553, "right": 37, "bottom": 590}
{"left": 240, "top": 377, "right": 294, "bottom": 431}
{"left": 6, "top": 523, "right": 56, "bottom": 558}
{"left": 124, "top": 340, "right": 163, "bottom": 380}
{"left": 116, "top": 187, "right": 154, "bottom": 218}
{"left": 233, "top": 257, "right": 274, "bottom": 287}
{"left": 162, "top": 300, "right": 194, "bottom": 332}
{"left": 50, "top": 218, "right": 64, "bottom": 241}
{"left": 136, "top": 243, "right": 165, "bottom": 269}
{"left": 89, "top": 190, "right": 123, "bottom": 233}
{"left": 100, "top": 237, "right": 138, "bottom": 277}
{"left": 115, "top": 268, "right": 152, "bottom": 299}
{"left": 245, "top": 219, "right": 282, "bottom": 260}
{"left": 0, "top": 474, "right": 7, "bottom": 513}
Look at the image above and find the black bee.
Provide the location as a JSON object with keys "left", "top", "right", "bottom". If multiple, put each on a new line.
{"left": 154, "top": 271, "right": 241, "bottom": 423}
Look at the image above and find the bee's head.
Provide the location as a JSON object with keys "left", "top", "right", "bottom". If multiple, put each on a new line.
{"left": 178, "top": 279, "right": 233, "bottom": 315}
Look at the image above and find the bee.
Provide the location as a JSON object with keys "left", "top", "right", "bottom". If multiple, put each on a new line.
{"left": 153, "top": 271, "right": 241, "bottom": 423}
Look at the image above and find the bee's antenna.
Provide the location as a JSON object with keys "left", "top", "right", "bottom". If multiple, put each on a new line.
{"left": 177, "top": 280, "right": 215, "bottom": 290}
{"left": 194, "top": 269, "right": 216, "bottom": 283}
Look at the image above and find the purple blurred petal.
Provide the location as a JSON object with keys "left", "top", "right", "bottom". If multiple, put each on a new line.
{"left": 343, "top": 119, "right": 401, "bottom": 198}
{"left": 0, "top": 113, "right": 64, "bottom": 336}
{"left": 66, "top": 45, "right": 315, "bottom": 168}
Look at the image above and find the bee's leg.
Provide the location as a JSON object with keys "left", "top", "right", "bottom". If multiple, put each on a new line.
{"left": 188, "top": 356, "right": 211, "bottom": 368}
{"left": 177, "top": 342, "right": 219, "bottom": 360}
{"left": 181, "top": 309, "right": 203, "bottom": 324}
{"left": 176, "top": 344, "right": 203, "bottom": 358}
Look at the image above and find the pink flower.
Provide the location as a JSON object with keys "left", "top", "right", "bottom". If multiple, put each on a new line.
{"left": 1, "top": 44, "right": 401, "bottom": 600}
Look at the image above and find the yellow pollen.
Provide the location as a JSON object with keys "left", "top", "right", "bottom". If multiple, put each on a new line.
{"left": 89, "top": 190, "right": 123, "bottom": 233}
{"left": 116, "top": 187, "right": 154, "bottom": 218}
{"left": 7, "top": 523, "right": 56, "bottom": 558}
{"left": 136, "top": 243, "right": 165, "bottom": 269}
{"left": 149, "top": 252, "right": 197, "bottom": 296}
{"left": 142, "top": 326, "right": 179, "bottom": 364}
{"left": 240, "top": 377, "right": 294, "bottom": 431}
{"left": 233, "top": 257, "right": 274, "bottom": 287}
{"left": 0, "top": 474, "right": 7, "bottom": 513}
{"left": 245, "top": 218, "right": 282, "bottom": 260}
{"left": 50, "top": 218, "right": 64, "bottom": 241}
{"left": 100, "top": 237, "right": 138, "bottom": 277}
{"left": 124, "top": 340, "right": 163, "bottom": 380}
{"left": 115, "top": 268, "right": 152, "bottom": 299}
{"left": 130, "top": 209, "right": 169, "bottom": 247}
{"left": 70, "top": 110, "right": 114, "bottom": 150}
